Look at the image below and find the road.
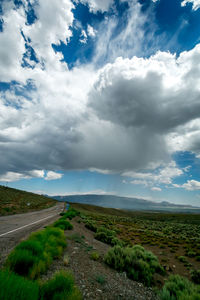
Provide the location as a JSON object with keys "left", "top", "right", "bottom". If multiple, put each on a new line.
{"left": 0, "top": 202, "right": 64, "bottom": 267}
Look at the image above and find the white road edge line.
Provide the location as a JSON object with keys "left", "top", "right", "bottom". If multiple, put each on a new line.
{"left": 0, "top": 214, "right": 59, "bottom": 237}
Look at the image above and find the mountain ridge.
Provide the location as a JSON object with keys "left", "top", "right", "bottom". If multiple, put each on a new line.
{"left": 50, "top": 194, "right": 200, "bottom": 212}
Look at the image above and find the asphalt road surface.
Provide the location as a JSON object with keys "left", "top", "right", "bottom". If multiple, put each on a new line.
{"left": 0, "top": 202, "right": 64, "bottom": 267}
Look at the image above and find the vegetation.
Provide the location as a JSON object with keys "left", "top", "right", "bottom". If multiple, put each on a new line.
{"left": 85, "top": 219, "right": 97, "bottom": 232}
{"left": 0, "top": 270, "right": 39, "bottom": 300}
{"left": 0, "top": 269, "right": 81, "bottom": 300}
{"left": 190, "top": 269, "right": 200, "bottom": 284}
{"left": 61, "top": 208, "right": 80, "bottom": 220}
{"left": 53, "top": 219, "right": 73, "bottom": 230}
{"left": 40, "top": 271, "right": 82, "bottom": 300}
{"left": 160, "top": 275, "right": 200, "bottom": 299}
{"left": 1, "top": 210, "right": 82, "bottom": 299}
{"left": 105, "top": 244, "right": 164, "bottom": 286}
{"left": 90, "top": 251, "right": 100, "bottom": 261}
{"left": 94, "top": 226, "right": 117, "bottom": 245}
{"left": 95, "top": 274, "right": 107, "bottom": 285}
{"left": 0, "top": 185, "right": 56, "bottom": 215}
{"left": 73, "top": 202, "right": 200, "bottom": 282}
{"left": 5, "top": 226, "right": 67, "bottom": 279}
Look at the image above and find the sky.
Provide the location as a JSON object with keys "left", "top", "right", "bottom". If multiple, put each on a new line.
{"left": 1, "top": 0, "right": 200, "bottom": 206}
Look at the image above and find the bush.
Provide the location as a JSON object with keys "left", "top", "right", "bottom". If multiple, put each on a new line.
{"left": 160, "top": 275, "right": 200, "bottom": 300}
{"left": 191, "top": 269, "right": 200, "bottom": 284}
{"left": 53, "top": 219, "right": 73, "bottom": 230}
{"left": 110, "top": 237, "right": 125, "bottom": 247}
{"left": 5, "top": 226, "right": 67, "bottom": 279}
{"left": 105, "top": 245, "right": 164, "bottom": 286}
{"left": 94, "top": 226, "right": 116, "bottom": 245}
{"left": 187, "top": 251, "right": 196, "bottom": 258}
{"left": 178, "top": 256, "right": 187, "bottom": 263}
{"left": 16, "top": 240, "right": 43, "bottom": 257}
{"left": 85, "top": 220, "right": 97, "bottom": 232}
{"left": 62, "top": 208, "right": 80, "bottom": 220}
{"left": 0, "top": 270, "right": 39, "bottom": 300}
{"left": 40, "top": 270, "right": 82, "bottom": 300}
{"left": 5, "top": 249, "right": 38, "bottom": 277}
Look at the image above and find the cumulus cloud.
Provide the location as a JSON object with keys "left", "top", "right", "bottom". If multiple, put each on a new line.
{"left": 181, "top": 0, "right": 200, "bottom": 10}
{"left": 87, "top": 24, "right": 96, "bottom": 38}
{"left": 44, "top": 171, "right": 63, "bottom": 180}
{"left": 123, "top": 162, "right": 183, "bottom": 187}
{"left": 1, "top": 0, "right": 200, "bottom": 186}
{"left": 0, "top": 170, "right": 44, "bottom": 182}
{"left": 79, "top": 0, "right": 114, "bottom": 12}
{"left": 23, "top": 0, "right": 74, "bottom": 64}
{"left": 0, "top": 6, "right": 26, "bottom": 82}
{"left": 176, "top": 180, "right": 200, "bottom": 191}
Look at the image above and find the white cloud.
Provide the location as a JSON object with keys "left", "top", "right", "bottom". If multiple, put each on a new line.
{"left": 87, "top": 24, "right": 96, "bottom": 38}
{"left": 23, "top": 0, "right": 74, "bottom": 64}
{"left": 1, "top": 0, "right": 200, "bottom": 185}
{"left": 151, "top": 187, "right": 162, "bottom": 191}
{"left": 0, "top": 7, "right": 26, "bottom": 82}
{"left": 182, "top": 180, "right": 200, "bottom": 191}
{"left": 79, "top": 0, "right": 114, "bottom": 12}
{"left": 89, "top": 168, "right": 113, "bottom": 174}
{"left": 29, "top": 170, "right": 45, "bottom": 178}
{"left": 0, "top": 172, "right": 30, "bottom": 182}
{"left": 181, "top": 0, "right": 200, "bottom": 10}
{"left": 123, "top": 161, "right": 183, "bottom": 186}
{"left": 0, "top": 169, "right": 44, "bottom": 182}
{"left": 45, "top": 171, "right": 63, "bottom": 181}
{"left": 80, "top": 29, "right": 87, "bottom": 44}
{"left": 131, "top": 180, "right": 148, "bottom": 186}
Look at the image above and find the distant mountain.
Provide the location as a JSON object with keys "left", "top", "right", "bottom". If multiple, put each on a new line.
{"left": 50, "top": 194, "right": 200, "bottom": 212}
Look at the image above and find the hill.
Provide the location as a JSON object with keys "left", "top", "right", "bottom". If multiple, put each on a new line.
{"left": 52, "top": 194, "right": 200, "bottom": 212}
{"left": 0, "top": 185, "right": 56, "bottom": 216}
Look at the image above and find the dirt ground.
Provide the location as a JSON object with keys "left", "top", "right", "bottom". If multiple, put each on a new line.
{"left": 40, "top": 217, "right": 159, "bottom": 300}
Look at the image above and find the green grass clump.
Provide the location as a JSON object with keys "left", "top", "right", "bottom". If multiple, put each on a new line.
{"left": 191, "top": 269, "right": 200, "bottom": 284}
{"left": 5, "top": 249, "right": 38, "bottom": 277}
{"left": 15, "top": 240, "right": 44, "bottom": 257}
{"left": 53, "top": 219, "right": 73, "bottom": 230}
{"left": 40, "top": 270, "right": 82, "bottom": 300}
{"left": 62, "top": 208, "right": 80, "bottom": 220}
{"left": 105, "top": 245, "right": 164, "bottom": 286}
{"left": 94, "top": 226, "right": 116, "bottom": 245}
{"left": 186, "top": 251, "right": 196, "bottom": 258}
{"left": 0, "top": 270, "right": 39, "bottom": 300}
{"left": 5, "top": 226, "right": 66, "bottom": 279}
{"left": 178, "top": 256, "right": 187, "bottom": 263}
{"left": 90, "top": 251, "right": 100, "bottom": 261}
{"left": 160, "top": 275, "right": 200, "bottom": 299}
{"left": 95, "top": 274, "right": 107, "bottom": 285}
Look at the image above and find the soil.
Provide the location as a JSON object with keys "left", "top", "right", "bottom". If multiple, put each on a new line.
{"left": 41, "top": 217, "right": 159, "bottom": 300}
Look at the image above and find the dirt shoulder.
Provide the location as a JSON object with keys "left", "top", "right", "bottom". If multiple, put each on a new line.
{"left": 41, "top": 217, "right": 159, "bottom": 300}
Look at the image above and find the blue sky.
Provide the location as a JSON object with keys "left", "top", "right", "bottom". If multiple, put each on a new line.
{"left": 1, "top": 0, "right": 200, "bottom": 206}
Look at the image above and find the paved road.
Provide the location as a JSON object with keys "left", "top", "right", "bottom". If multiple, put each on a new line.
{"left": 0, "top": 202, "right": 64, "bottom": 267}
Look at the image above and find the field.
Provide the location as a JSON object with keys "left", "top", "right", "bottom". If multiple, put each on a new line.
{"left": 1, "top": 200, "right": 200, "bottom": 299}
{"left": 72, "top": 203, "right": 200, "bottom": 284}
{"left": 0, "top": 185, "right": 56, "bottom": 215}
